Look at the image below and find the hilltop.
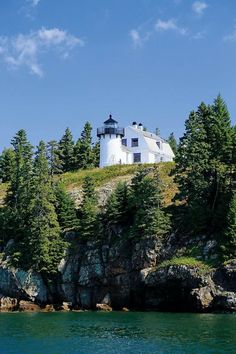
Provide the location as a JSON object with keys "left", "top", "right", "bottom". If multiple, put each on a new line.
{"left": 0, "top": 162, "right": 177, "bottom": 207}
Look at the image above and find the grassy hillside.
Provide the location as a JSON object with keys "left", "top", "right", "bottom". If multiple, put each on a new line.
{"left": 61, "top": 162, "right": 177, "bottom": 206}
{"left": 0, "top": 162, "right": 178, "bottom": 207}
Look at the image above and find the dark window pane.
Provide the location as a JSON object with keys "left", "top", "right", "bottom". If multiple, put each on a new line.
{"left": 133, "top": 153, "right": 141, "bottom": 163}
{"left": 131, "top": 138, "right": 139, "bottom": 147}
{"left": 122, "top": 139, "right": 127, "bottom": 146}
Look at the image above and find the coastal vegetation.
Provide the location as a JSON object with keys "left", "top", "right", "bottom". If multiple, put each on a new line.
{"left": 0, "top": 95, "right": 235, "bottom": 280}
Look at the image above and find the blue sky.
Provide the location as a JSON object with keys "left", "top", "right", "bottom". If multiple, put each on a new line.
{"left": 0, "top": 0, "right": 236, "bottom": 149}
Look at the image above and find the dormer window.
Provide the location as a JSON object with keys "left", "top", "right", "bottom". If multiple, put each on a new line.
{"left": 131, "top": 138, "right": 139, "bottom": 147}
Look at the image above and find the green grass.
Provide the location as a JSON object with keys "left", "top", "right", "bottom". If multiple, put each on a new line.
{"left": 61, "top": 162, "right": 177, "bottom": 206}
{"left": 157, "top": 256, "right": 212, "bottom": 273}
{"left": 0, "top": 162, "right": 177, "bottom": 206}
{"left": 60, "top": 164, "right": 141, "bottom": 188}
{"left": 0, "top": 183, "right": 8, "bottom": 201}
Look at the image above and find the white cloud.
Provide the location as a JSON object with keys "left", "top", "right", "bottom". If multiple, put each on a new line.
{"left": 223, "top": 28, "right": 236, "bottom": 42}
{"left": 129, "top": 29, "right": 151, "bottom": 48}
{"left": 27, "top": 0, "right": 40, "bottom": 7}
{"left": 155, "top": 19, "right": 188, "bottom": 36}
{"left": 192, "top": 1, "right": 208, "bottom": 16}
{"left": 130, "top": 30, "right": 141, "bottom": 48}
{"left": 0, "top": 28, "right": 84, "bottom": 77}
{"left": 192, "top": 30, "right": 206, "bottom": 39}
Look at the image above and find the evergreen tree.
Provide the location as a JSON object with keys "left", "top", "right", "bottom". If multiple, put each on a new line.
{"left": 58, "top": 128, "right": 75, "bottom": 172}
{"left": 79, "top": 176, "right": 98, "bottom": 240}
{"left": 221, "top": 190, "right": 236, "bottom": 260}
{"left": 5, "top": 130, "right": 33, "bottom": 239}
{"left": 104, "top": 182, "right": 129, "bottom": 228}
{"left": 54, "top": 182, "right": 78, "bottom": 230}
{"left": 167, "top": 132, "right": 178, "bottom": 156}
{"left": 47, "top": 140, "right": 62, "bottom": 178}
{"left": 175, "top": 108, "right": 210, "bottom": 206}
{"left": 130, "top": 167, "right": 170, "bottom": 238}
{"left": 155, "top": 128, "right": 160, "bottom": 136}
{"left": 25, "top": 141, "right": 65, "bottom": 274}
{"left": 74, "top": 122, "right": 94, "bottom": 170}
{"left": 207, "top": 95, "right": 233, "bottom": 164}
{"left": 0, "top": 148, "right": 15, "bottom": 183}
{"left": 92, "top": 141, "right": 100, "bottom": 168}
{"left": 174, "top": 97, "right": 234, "bottom": 233}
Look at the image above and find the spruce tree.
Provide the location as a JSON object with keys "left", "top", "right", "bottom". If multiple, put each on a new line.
{"left": 74, "top": 122, "right": 94, "bottom": 170}
{"left": 54, "top": 182, "right": 78, "bottom": 230}
{"left": 0, "top": 148, "right": 15, "bottom": 183}
{"left": 167, "top": 132, "right": 178, "bottom": 156}
{"left": 25, "top": 141, "right": 65, "bottom": 274}
{"left": 58, "top": 128, "right": 75, "bottom": 172}
{"left": 175, "top": 109, "right": 210, "bottom": 206}
{"left": 79, "top": 176, "right": 98, "bottom": 240}
{"left": 5, "top": 130, "right": 33, "bottom": 239}
{"left": 92, "top": 141, "right": 100, "bottom": 168}
{"left": 130, "top": 167, "right": 170, "bottom": 238}
{"left": 47, "top": 140, "right": 62, "bottom": 178}
{"left": 104, "top": 182, "right": 129, "bottom": 228}
{"left": 221, "top": 190, "right": 236, "bottom": 260}
{"left": 174, "top": 97, "right": 234, "bottom": 234}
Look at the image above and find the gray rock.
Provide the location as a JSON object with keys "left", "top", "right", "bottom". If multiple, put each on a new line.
{"left": 0, "top": 260, "right": 48, "bottom": 303}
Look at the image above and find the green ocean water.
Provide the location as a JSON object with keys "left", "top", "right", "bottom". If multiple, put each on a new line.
{"left": 0, "top": 312, "right": 235, "bottom": 353}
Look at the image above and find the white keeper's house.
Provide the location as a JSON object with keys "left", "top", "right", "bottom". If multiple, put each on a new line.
{"left": 97, "top": 115, "right": 175, "bottom": 168}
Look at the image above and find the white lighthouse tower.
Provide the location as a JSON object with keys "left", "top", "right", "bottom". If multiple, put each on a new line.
{"left": 97, "top": 115, "right": 125, "bottom": 167}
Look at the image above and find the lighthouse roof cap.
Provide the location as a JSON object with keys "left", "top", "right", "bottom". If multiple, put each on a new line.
{"left": 104, "top": 114, "right": 118, "bottom": 125}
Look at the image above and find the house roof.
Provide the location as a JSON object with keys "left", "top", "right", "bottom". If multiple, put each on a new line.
{"left": 128, "top": 126, "right": 163, "bottom": 142}
{"left": 127, "top": 126, "right": 175, "bottom": 157}
{"left": 104, "top": 114, "right": 118, "bottom": 125}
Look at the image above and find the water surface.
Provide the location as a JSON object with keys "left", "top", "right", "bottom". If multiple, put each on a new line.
{"left": 0, "top": 312, "right": 235, "bottom": 353}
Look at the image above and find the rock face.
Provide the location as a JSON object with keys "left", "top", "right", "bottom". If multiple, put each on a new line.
{"left": 0, "top": 259, "right": 49, "bottom": 304}
{"left": 1, "top": 236, "right": 236, "bottom": 312}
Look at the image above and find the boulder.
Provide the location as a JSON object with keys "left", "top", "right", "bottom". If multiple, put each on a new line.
{"left": 0, "top": 294, "right": 17, "bottom": 312}
{"left": 18, "top": 301, "right": 41, "bottom": 312}
{"left": 41, "top": 304, "right": 55, "bottom": 312}
{"left": 96, "top": 303, "right": 112, "bottom": 312}
{"left": 57, "top": 302, "right": 71, "bottom": 311}
{"left": 213, "top": 292, "right": 236, "bottom": 312}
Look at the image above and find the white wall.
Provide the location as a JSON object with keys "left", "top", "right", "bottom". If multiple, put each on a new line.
{"left": 100, "top": 134, "right": 126, "bottom": 167}
{"left": 124, "top": 126, "right": 155, "bottom": 164}
{"left": 99, "top": 125, "right": 174, "bottom": 167}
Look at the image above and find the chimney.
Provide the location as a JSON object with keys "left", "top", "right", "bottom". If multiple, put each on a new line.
{"left": 138, "top": 123, "right": 143, "bottom": 131}
{"left": 132, "top": 121, "right": 138, "bottom": 129}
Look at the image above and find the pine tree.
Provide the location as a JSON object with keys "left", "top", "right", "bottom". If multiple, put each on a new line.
{"left": 130, "top": 167, "right": 170, "bottom": 238}
{"left": 25, "top": 141, "right": 65, "bottom": 274}
{"left": 58, "top": 128, "right": 75, "bottom": 172}
{"left": 74, "top": 122, "right": 94, "bottom": 170}
{"left": 221, "top": 190, "right": 236, "bottom": 260}
{"left": 54, "top": 182, "right": 78, "bottom": 230}
{"left": 0, "top": 148, "right": 15, "bottom": 183}
{"left": 167, "top": 132, "right": 178, "bottom": 156}
{"left": 47, "top": 140, "right": 62, "bottom": 178}
{"left": 79, "top": 176, "right": 98, "bottom": 240}
{"left": 5, "top": 130, "right": 33, "bottom": 239}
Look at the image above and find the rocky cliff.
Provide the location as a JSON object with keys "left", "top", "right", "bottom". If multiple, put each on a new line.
{"left": 1, "top": 233, "right": 236, "bottom": 312}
